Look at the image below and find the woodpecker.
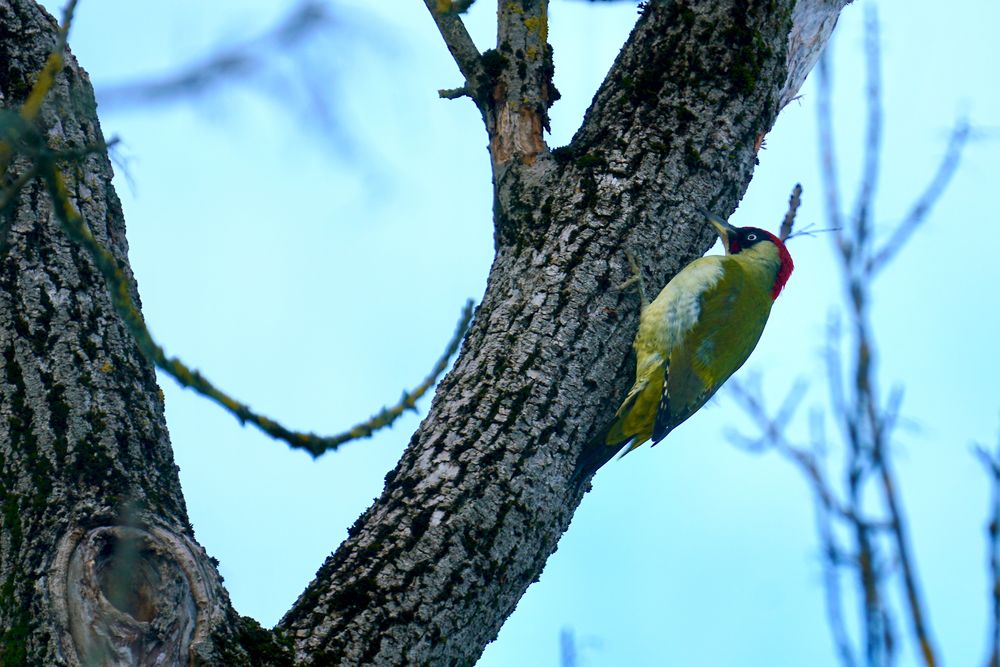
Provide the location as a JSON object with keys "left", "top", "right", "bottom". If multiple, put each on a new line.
{"left": 604, "top": 212, "right": 794, "bottom": 454}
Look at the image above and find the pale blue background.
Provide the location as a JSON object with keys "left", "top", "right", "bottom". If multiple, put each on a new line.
{"left": 38, "top": 0, "right": 1000, "bottom": 664}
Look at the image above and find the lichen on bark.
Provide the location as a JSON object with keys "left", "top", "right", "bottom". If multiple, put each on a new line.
{"left": 0, "top": 1, "right": 248, "bottom": 663}
{"left": 1, "top": 0, "right": 846, "bottom": 664}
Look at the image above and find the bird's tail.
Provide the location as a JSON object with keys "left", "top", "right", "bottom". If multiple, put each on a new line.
{"left": 571, "top": 426, "right": 629, "bottom": 492}
{"left": 571, "top": 398, "right": 641, "bottom": 489}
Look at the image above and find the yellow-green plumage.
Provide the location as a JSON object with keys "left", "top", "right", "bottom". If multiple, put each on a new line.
{"left": 606, "top": 217, "right": 791, "bottom": 453}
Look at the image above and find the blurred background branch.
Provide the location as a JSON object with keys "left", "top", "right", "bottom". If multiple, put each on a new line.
{"left": 976, "top": 429, "right": 1000, "bottom": 667}
{"left": 95, "top": 1, "right": 384, "bottom": 158}
{"left": 726, "top": 4, "right": 981, "bottom": 665}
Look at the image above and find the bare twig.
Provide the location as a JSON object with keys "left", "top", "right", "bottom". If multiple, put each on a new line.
{"left": 4, "top": 3, "right": 475, "bottom": 459}
{"left": 423, "top": 0, "right": 484, "bottom": 95}
{"left": 876, "top": 454, "right": 937, "bottom": 665}
{"left": 785, "top": 224, "right": 841, "bottom": 241}
{"left": 98, "top": 2, "right": 333, "bottom": 108}
{"left": 438, "top": 86, "right": 471, "bottom": 100}
{"left": 867, "top": 118, "right": 970, "bottom": 274}
{"left": 852, "top": 4, "right": 882, "bottom": 268}
{"left": 810, "top": 412, "right": 858, "bottom": 667}
{"left": 779, "top": 183, "right": 802, "bottom": 241}
{"left": 38, "top": 157, "right": 473, "bottom": 458}
{"left": 735, "top": 7, "right": 961, "bottom": 662}
{"left": 560, "top": 627, "right": 577, "bottom": 667}
{"left": 976, "top": 437, "right": 1000, "bottom": 667}
{"left": 820, "top": 22, "right": 907, "bottom": 659}
{"left": 816, "top": 51, "right": 847, "bottom": 259}
{"left": 823, "top": 313, "right": 850, "bottom": 446}
{"left": 96, "top": 2, "right": 372, "bottom": 155}
{"left": 840, "top": 14, "right": 937, "bottom": 661}
{"left": 728, "top": 379, "right": 850, "bottom": 521}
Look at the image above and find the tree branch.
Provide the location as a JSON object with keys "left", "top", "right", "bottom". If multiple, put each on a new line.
{"left": 779, "top": 182, "right": 802, "bottom": 241}
{"left": 422, "top": 0, "right": 483, "bottom": 101}
{"left": 0, "top": 2, "right": 248, "bottom": 660}
{"left": 40, "top": 156, "right": 473, "bottom": 458}
{"left": 779, "top": 0, "right": 847, "bottom": 109}
{"left": 488, "top": 0, "right": 553, "bottom": 165}
{"left": 976, "top": 436, "right": 1000, "bottom": 667}
{"left": 852, "top": 3, "right": 881, "bottom": 266}
{"left": 3, "top": 13, "right": 472, "bottom": 461}
{"left": 820, "top": 20, "right": 941, "bottom": 664}
{"left": 816, "top": 51, "right": 848, "bottom": 260}
{"left": 867, "top": 117, "right": 970, "bottom": 274}
{"left": 97, "top": 1, "right": 366, "bottom": 155}
{"left": 809, "top": 412, "right": 859, "bottom": 667}
{"left": 276, "top": 2, "right": 848, "bottom": 663}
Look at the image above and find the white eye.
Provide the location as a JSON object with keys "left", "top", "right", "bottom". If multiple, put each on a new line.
{"left": 747, "top": 233, "right": 757, "bottom": 241}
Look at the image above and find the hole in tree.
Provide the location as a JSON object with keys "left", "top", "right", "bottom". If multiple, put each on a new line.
{"left": 95, "top": 534, "right": 158, "bottom": 623}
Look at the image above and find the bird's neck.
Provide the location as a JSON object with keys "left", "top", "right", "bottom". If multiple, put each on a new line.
{"left": 739, "top": 242, "right": 792, "bottom": 299}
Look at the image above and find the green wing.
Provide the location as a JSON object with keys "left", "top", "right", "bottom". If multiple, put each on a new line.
{"left": 651, "top": 260, "right": 773, "bottom": 442}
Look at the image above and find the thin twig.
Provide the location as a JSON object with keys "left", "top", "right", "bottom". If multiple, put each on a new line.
{"left": 852, "top": 4, "right": 882, "bottom": 270}
{"left": 779, "top": 183, "right": 802, "bottom": 241}
{"left": 8, "top": 4, "right": 474, "bottom": 459}
{"left": 867, "top": 118, "right": 970, "bottom": 274}
{"left": 816, "top": 51, "right": 847, "bottom": 259}
{"left": 845, "top": 14, "right": 938, "bottom": 659}
{"left": 423, "top": 0, "right": 483, "bottom": 93}
{"left": 810, "top": 412, "right": 858, "bottom": 667}
{"left": 97, "top": 2, "right": 334, "bottom": 108}
{"left": 38, "top": 157, "right": 473, "bottom": 457}
{"left": 831, "top": 24, "right": 892, "bottom": 650}
{"left": 785, "top": 224, "right": 841, "bottom": 241}
{"left": 975, "top": 436, "right": 1000, "bottom": 667}
{"left": 852, "top": 491, "right": 886, "bottom": 666}
{"left": 824, "top": 313, "right": 850, "bottom": 447}
{"left": 873, "top": 447, "right": 938, "bottom": 665}
{"left": 729, "top": 380, "right": 836, "bottom": 514}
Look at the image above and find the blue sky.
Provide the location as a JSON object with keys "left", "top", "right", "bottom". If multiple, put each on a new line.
{"left": 39, "top": 0, "right": 1000, "bottom": 664}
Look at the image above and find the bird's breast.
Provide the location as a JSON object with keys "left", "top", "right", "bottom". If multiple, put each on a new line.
{"left": 636, "top": 257, "right": 725, "bottom": 356}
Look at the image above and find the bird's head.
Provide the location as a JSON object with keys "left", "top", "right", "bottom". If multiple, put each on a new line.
{"left": 704, "top": 212, "right": 794, "bottom": 299}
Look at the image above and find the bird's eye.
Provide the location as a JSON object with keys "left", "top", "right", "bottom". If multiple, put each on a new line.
{"left": 746, "top": 233, "right": 757, "bottom": 241}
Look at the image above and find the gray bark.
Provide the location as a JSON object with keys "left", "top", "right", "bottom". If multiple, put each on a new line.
{"left": 0, "top": 0, "right": 846, "bottom": 665}
{"left": 0, "top": 1, "right": 254, "bottom": 664}
{"left": 280, "top": 0, "right": 848, "bottom": 664}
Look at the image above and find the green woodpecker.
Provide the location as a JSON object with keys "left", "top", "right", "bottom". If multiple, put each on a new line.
{"left": 605, "top": 212, "right": 793, "bottom": 454}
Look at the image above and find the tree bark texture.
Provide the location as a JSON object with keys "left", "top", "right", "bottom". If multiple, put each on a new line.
{"left": 280, "top": 0, "right": 847, "bottom": 664}
{"left": 0, "top": 2, "right": 258, "bottom": 664}
{"left": 0, "top": 0, "right": 846, "bottom": 665}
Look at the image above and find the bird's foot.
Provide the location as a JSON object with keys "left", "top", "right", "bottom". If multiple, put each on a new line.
{"left": 616, "top": 250, "right": 649, "bottom": 308}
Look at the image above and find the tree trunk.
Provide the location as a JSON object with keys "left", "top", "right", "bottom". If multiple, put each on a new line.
{"left": 0, "top": 0, "right": 845, "bottom": 665}
{"left": 0, "top": 2, "right": 255, "bottom": 664}
{"left": 278, "top": 0, "right": 846, "bottom": 664}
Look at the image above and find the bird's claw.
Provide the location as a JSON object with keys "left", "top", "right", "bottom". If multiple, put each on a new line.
{"left": 616, "top": 250, "right": 649, "bottom": 308}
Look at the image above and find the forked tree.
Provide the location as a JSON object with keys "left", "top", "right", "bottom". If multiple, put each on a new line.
{"left": 0, "top": 0, "right": 847, "bottom": 664}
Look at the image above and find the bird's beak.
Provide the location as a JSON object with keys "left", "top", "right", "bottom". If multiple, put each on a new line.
{"left": 704, "top": 212, "right": 737, "bottom": 255}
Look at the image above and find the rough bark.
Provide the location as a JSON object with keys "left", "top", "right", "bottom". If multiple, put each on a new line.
{"left": 0, "top": 1, "right": 258, "bottom": 664}
{"left": 279, "top": 0, "right": 848, "bottom": 664}
{"left": 0, "top": 0, "right": 847, "bottom": 665}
